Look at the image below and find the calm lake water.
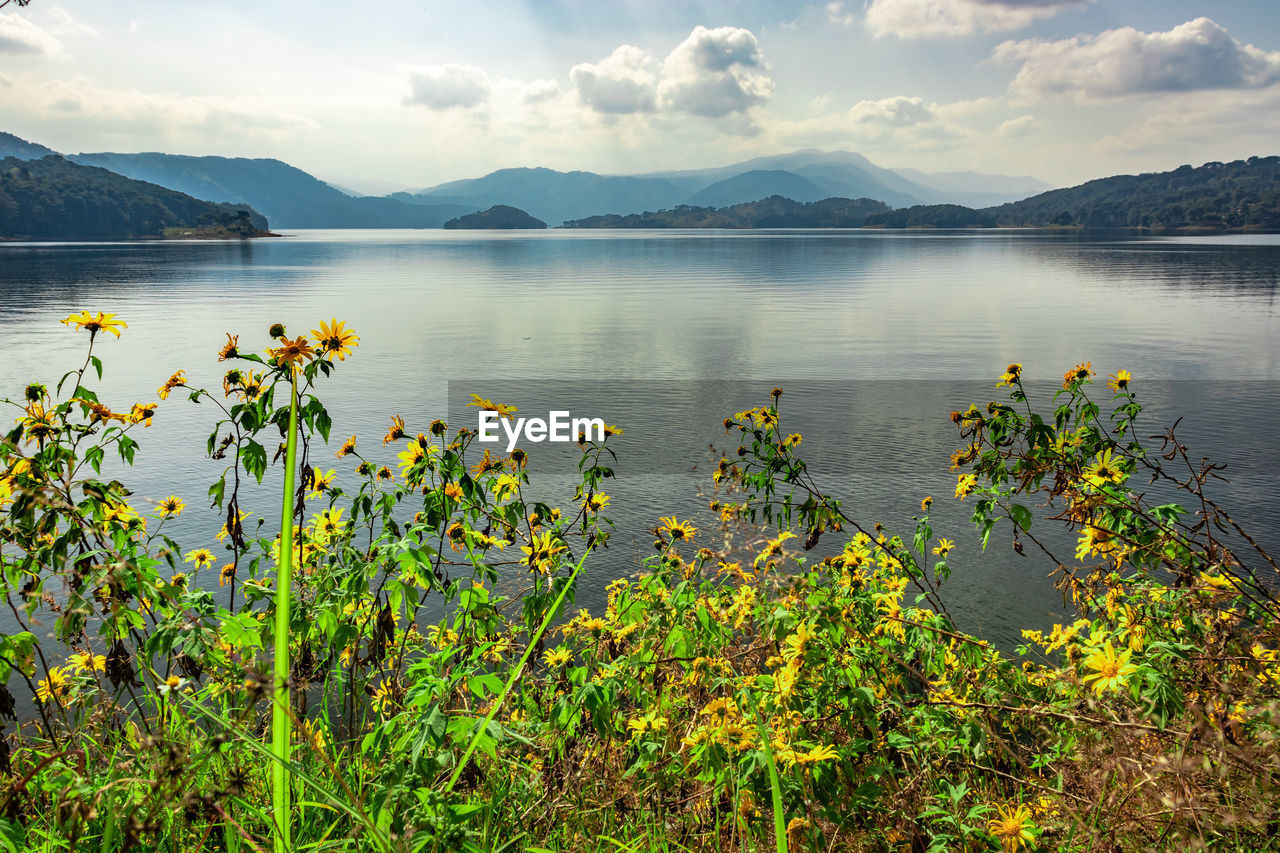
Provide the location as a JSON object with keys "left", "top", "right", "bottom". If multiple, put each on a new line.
{"left": 2, "top": 228, "right": 1279, "bottom": 647}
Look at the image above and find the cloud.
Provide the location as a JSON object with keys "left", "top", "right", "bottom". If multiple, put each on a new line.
{"left": 993, "top": 17, "right": 1280, "bottom": 101}
{"left": 0, "top": 12, "right": 61, "bottom": 55}
{"left": 404, "top": 64, "right": 491, "bottom": 110}
{"left": 520, "top": 78, "right": 561, "bottom": 105}
{"left": 996, "top": 115, "right": 1037, "bottom": 136}
{"left": 570, "top": 45, "right": 657, "bottom": 114}
{"left": 825, "top": 3, "right": 856, "bottom": 27}
{"left": 658, "top": 25, "right": 773, "bottom": 117}
{"left": 848, "top": 95, "right": 936, "bottom": 127}
{"left": 865, "top": 0, "right": 1091, "bottom": 39}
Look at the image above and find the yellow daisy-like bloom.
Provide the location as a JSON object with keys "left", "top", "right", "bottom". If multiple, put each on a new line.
{"left": 1075, "top": 524, "right": 1117, "bottom": 561}
{"left": 336, "top": 435, "right": 357, "bottom": 458}
{"left": 157, "top": 370, "right": 187, "bottom": 400}
{"left": 128, "top": 402, "right": 158, "bottom": 427}
{"left": 794, "top": 743, "right": 839, "bottom": 764}
{"left": 1082, "top": 640, "right": 1138, "bottom": 695}
{"left": 184, "top": 548, "right": 215, "bottom": 570}
{"left": 988, "top": 803, "right": 1036, "bottom": 851}
{"left": 585, "top": 492, "right": 611, "bottom": 513}
{"left": 311, "top": 318, "right": 359, "bottom": 361}
{"left": 383, "top": 415, "right": 405, "bottom": 445}
{"left": 955, "top": 473, "right": 978, "bottom": 500}
{"left": 37, "top": 666, "right": 69, "bottom": 703}
{"left": 217, "top": 332, "right": 239, "bottom": 361}
{"left": 932, "top": 538, "right": 954, "bottom": 557}
{"left": 1082, "top": 447, "right": 1125, "bottom": 489}
{"left": 920, "top": 496, "right": 933, "bottom": 511}
{"left": 219, "top": 563, "right": 236, "bottom": 587}
{"left": 467, "top": 394, "right": 519, "bottom": 418}
{"left": 996, "top": 362, "right": 1022, "bottom": 387}
{"left": 1107, "top": 369, "right": 1132, "bottom": 392}
{"left": 442, "top": 482, "right": 464, "bottom": 502}
{"left": 74, "top": 397, "right": 126, "bottom": 426}
{"left": 62, "top": 311, "right": 127, "bottom": 338}
{"left": 376, "top": 466, "right": 394, "bottom": 481}
{"left": 658, "top": 516, "right": 696, "bottom": 542}
{"left": 68, "top": 651, "right": 106, "bottom": 673}
{"left": 782, "top": 432, "right": 802, "bottom": 449}
{"left": 1062, "top": 361, "right": 1094, "bottom": 389}
{"left": 309, "top": 467, "right": 336, "bottom": 497}
{"left": 267, "top": 336, "right": 316, "bottom": 367}
{"left": 521, "top": 530, "right": 567, "bottom": 574}
{"left": 543, "top": 647, "right": 572, "bottom": 668}
{"left": 19, "top": 402, "right": 59, "bottom": 441}
{"left": 157, "top": 496, "right": 185, "bottom": 518}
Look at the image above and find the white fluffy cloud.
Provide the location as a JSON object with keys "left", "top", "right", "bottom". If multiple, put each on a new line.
{"left": 404, "top": 64, "right": 491, "bottom": 110}
{"left": 0, "top": 12, "right": 61, "bottom": 55}
{"left": 865, "top": 0, "right": 1091, "bottom": 39}
{"left": 848, "top": 95, "right": 936, "bottom": 127}
{"left": 570, "top": 45, "right": 657, "bottom": 114}
{"left": 993, "top": 17, "right": 1280, "bottom": 101}
{"left": 658, "top": 26, "right": 773, "bottom": 118}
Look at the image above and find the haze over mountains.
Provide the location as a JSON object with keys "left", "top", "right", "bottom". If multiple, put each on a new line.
{"left": 0, "top": 131, "right": 1050, "bottom": 229}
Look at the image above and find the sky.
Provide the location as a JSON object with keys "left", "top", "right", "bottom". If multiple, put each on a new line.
{"left": 1, "top": 0, "right": 1279, "bottom": 193}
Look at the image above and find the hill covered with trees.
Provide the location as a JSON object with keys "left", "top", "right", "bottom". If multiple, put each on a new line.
{"left": 0, "top": 155, "right": 272, "bottom": 240}
{"left": 563, "top": 195, "right": 891, "bottom": 228}
{"left": 865, "top": 156, "right": 1280, "bottom": 230}
{"left": 442, "top": 204, "right": 547, "bottom": 229}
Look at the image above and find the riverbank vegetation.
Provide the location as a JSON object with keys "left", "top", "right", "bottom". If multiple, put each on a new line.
{"left": 1, "top": 319, "right": 1277, "bottom": 851}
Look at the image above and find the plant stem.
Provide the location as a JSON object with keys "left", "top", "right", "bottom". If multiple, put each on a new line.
{"left": 272, "top": 369, "right": 299, "bottom": 853}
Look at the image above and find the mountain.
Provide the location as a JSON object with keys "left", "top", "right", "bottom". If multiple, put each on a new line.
{"left": 564, "top": 196, "right": 891, "bottom": 228}
{"left": 396, "top": 167, "right": 697, "bottom": 227}
{"left": 686, "top": 170, "right": 830, "bottom": 208}
{"left": 443, "top": 205, "right": 546, "bottom": 229}
{"left": 864, "top": 156, "right": 1280, "bottom": 230}
{"left": 66, "top": 152, "right": 470, "bottom": 229}
{"left": 398, "top": 150, "right": 1049, "bottom": 224}
{"left": 0, "top": 131, "right": 57, "bottom": 161}
{"left": 0, "top": 155, "right": 271, "bottom": 241}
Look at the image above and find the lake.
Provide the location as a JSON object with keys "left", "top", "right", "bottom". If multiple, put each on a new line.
{"left": 2, "top": 228, "right": 1279, "bottom": 647}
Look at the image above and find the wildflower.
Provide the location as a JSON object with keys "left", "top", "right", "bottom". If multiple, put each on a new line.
{"left": 157, "top": 370, "right": 187, "bottom": 400}
{"left": 217, "top": 511, "right": 246, "bottom": 543}
{"left": 311, "top": 318, "right": 359, "bottom": 361}
{"left": 376, "top": 466, "right": 393, "bottom": 481}
{"left": 585, "top": 492, "right": 610, "bottom": 513}
{"left": 170, "top": 572, "right": 187, "bottom": 588}
{"left": 543, "top": 647, "right": 571, "bottom": 668}
{"left": 157, "top": 496, "right": 184, "bottom": 518}
{"left": 467, "top": 394, "right": 518, "bottom": 418}
{"left": 921, "top": 496, "right": 933, "bottom": 511}
{"left": 932, "top": 538, "right": 954, "bottom": 557}
{"left": 381, "top": 415, "right": 406, "bottom": 445}
{"left": 427, "top": 625, "right": 458, "bottom": 649}
{"left": 309, "top": 468, "right": 336, "bottom": 498}
{"left": 988, "top": 803, "right": 1036, "bottom": 851}
{"left": 997, "top": 363, "right": 1022, "bottom": 387}
{"left": 755, "top": 531, "right": 796, "bottom": 567}
{"left": 159, "top": 675, "right": 186, "bottom": 695}
{"left": 68, "top": 651, "right": 106, "bottom": 673}
{"left": 128, "top": 402, "right": 158, "bottom": 427}
{"left": 19, "top": 402, "right": 59, "bottom": 441}
{"left": 783, "top": 432, "right": 802, "bottom": 448}
{"left": 470, "top": 448, "right": 504, "bottom": 476}
{"left": 1082, "top": 447, "right": 1125, "bottom": 489}
{"left": 218, "top": 333, "right": 239, "bottom": 361}
{"left": 37, "top": 667, "right": 69, "bottom": 703}
{"left": 313, "top": 508, "right": 346, "bottom": 543}
{"left": 74, "top": 398, "right": 125, "bottom": 426}
{"left": 658, "top": 516, "right": 696, "bottom": 543}
{"left": 786, "top": 817, "right": 810, "bottom": 848}
{"left": 1075, "top": 525, "right": 1116, "bottom": 561}
{"left": 955, "top": 473, "right": 978, "bottom": 500}
{"left": 336, "top": 435, "right": 357, "bottom": 458}
{"left": 1062, "top": 361, "right": 1094, "bottom": 389}
{"left": 781, "top": 621, "right": 812, "bottom": 663}
{"left": 62, "top": 311, "right": 127, "bottom": 338}
{"left": 1107, "top": 369, "right": 1132, "bottom": 392}
{"left": 185, "top": 548, "right": 215, "bottom": 570}
{"left": 442, "top": 483, "right": 464, "bottom": 502}
{"left": 268, "top": 336, "right": 315, "bottom": 367}
{"left": 219, "top": 564, "right": 236, "bottom": 587}
{"left": 794, "top": 743, "right": 839, "bottom": 764}
{"left": 521, "top": 531, "right": 567, "bottom": 574}
{"left": 1082, "top": 640, "right": 1138, "bottom": 695}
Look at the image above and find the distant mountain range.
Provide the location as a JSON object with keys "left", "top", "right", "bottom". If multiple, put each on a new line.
{"left": 398, "top": 149, "right": 1051, "bottom": 226}
{"left": 0, "top": 155, "right": 270, "bottom": 241}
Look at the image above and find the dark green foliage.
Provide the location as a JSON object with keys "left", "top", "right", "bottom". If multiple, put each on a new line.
{"left": 563, "top": 195, "right": 891, "bottom": 228}
{"left": 864, "top": 156, "right": 1280, "bottom": 230}
{"left": 0, "top": 155, "right": 271, "bottom": 241}
{"left": 442, "top": 204, "right": 547, "bottom": 229}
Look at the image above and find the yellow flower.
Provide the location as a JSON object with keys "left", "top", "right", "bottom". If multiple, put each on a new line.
{"left": 219, "top": 563, "right": 236, "bottom": 587}
{"left": 781, "top": 621, "right": 812, "bottom": 663}
{"left": 658, "top": 515, "right": 696, "bottom": 543}
{"left": 794, "top": 743, "right": 838, "bottom": 764}
{"left": 309, "top": 467, "right": 336, "bottom": 498}
{"left": 987, "top": 803, "right": 1036, "bottom": 851}
{"left": 543, "top": 647, "right": 572, "bottom": 668}
{"left": 1082, "top": 640, "right": 1138, "bottom": 695}
{"left": 1062, "top": 361, "right": 1094, "bottom": 389}
{"left": 128, "top": 402, "right": 158, "bottom": 427}
{"left": 1076, "top": 525, "right": 1117, "bottom": 561}
{"left": 920, "top": 496, "right": 933, "bottom": 511}
{"left": 311, "top": 318, "right": 359, "bottom": 361}
{"left": 467, "top": 394, "right": 519, "bottom": 418}
{"left": 217, "top": 332, "right": 239, "bottom": 361}
{"left": 37, "top": 666, "right": 68, "bottom": 702}
{"left": 68, "top": 651, "right": 105, "bottom": 673}
{"left": 62, "top": 311, "right": 127, "bottom": 338}
{"left": 383, "top": 415, "right": 405, "bottom": 445}
{"left": 584, "top": 492, "right": 610, "bottom": 513}
{"left": 267, "top": 336, "right": 316, "bottom": 367}
{"left": 184, "top": 548, "right": 215, "bottom": 570}
{"left": 521, "top": 531, "right": 567, "bottom": 574}
{"left": 932, "top": 538, "right": 954, "bottom": 557}
{"left": 1082, "top": 447, "right": 1125, "bottom": 489}
{"left": 157, "top": 370, "right": 187, "bottom": 400}
{"left": 157, "top": 496, "right": 185, "bottom": 518}
{"left": 955, "top": 473, "right": 977, "bottom": 500}
{"left": 19, "top": 402, "right": 59, "bottom": 441}
{"left": 1107, "top": 369, "right": 1132, "bottom": 392}
{"left": 336, "top": 435, "right": 357, "bottom": 458}
{"left": 996, "top": 362, "right": 1022, "bottom": 387}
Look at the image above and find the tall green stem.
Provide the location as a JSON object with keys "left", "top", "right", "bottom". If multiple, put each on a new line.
{"left": 272, "top": 370, "right": 299, "bottom": 853}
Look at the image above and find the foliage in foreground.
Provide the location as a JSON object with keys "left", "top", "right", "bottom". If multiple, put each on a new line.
{"left": 0, "top": 319, "right": 1278, "bottom": 852}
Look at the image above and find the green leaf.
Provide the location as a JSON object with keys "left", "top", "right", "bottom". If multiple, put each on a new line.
{"left": 1009, "top": 504, "right": 1033, "bottom": 531}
